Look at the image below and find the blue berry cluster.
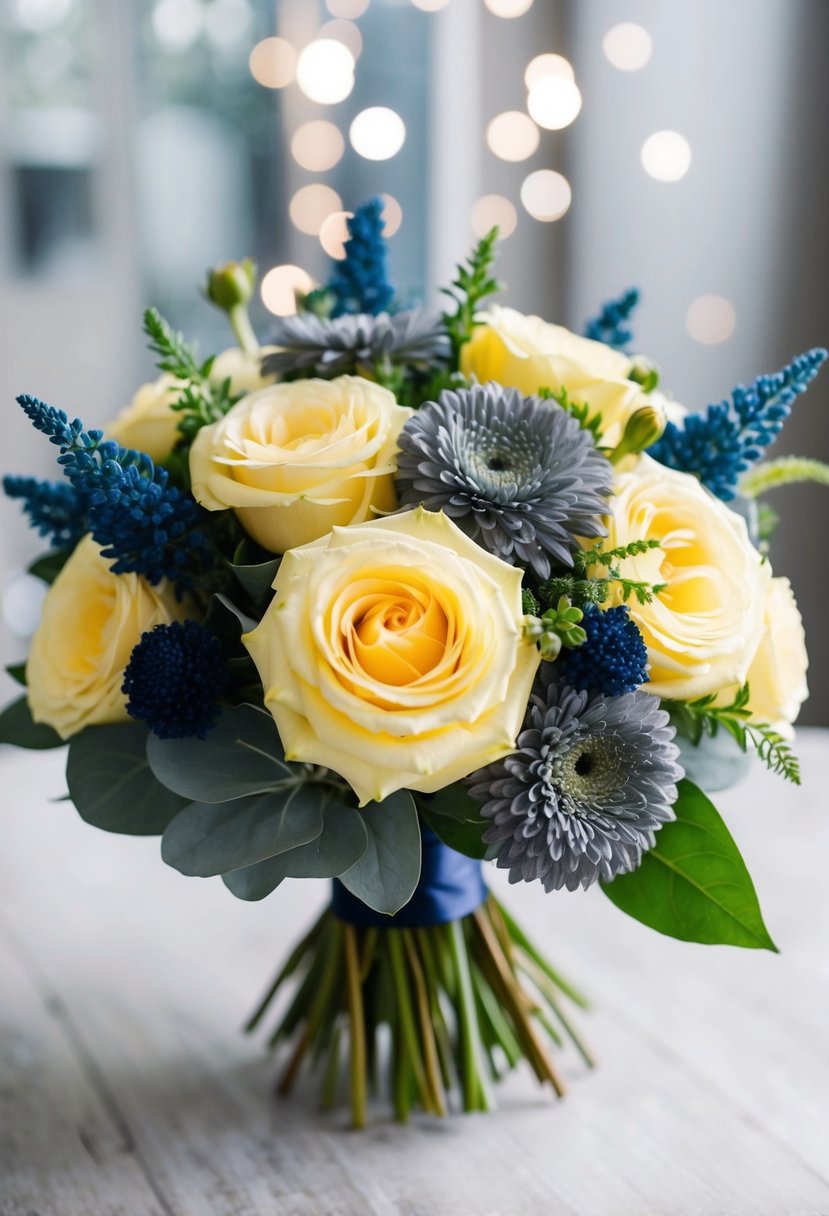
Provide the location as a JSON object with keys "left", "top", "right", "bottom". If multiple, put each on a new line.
{"left": 2, "top": 475, "right": 87, "bottom": 549}
{"left": 583, "top": 287, "right": 640, "bottom": 352}
{"left": 327, "top": 197, "right": 394, "bottom": 318}
{"left": 650, "top": 348, "right": 827, "bottom": 500}
{"left": 559, "top": 605, "right": 649, "bottom": 697}
{"left": 122, "top": 620, "right": 227, "bottom": 739}
{"left": 10, "top": 395, "right": 212, "bottom": 593}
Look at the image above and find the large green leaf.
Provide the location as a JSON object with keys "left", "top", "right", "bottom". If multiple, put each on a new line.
{"left": 147, "top": 703, "right": 290, "bottom": 803}
{"left": 417, "top": 803, "right": 489, "bottom": 860}
{"left": 222, "top": 800, "right": 368, "bottom": 901}
{"left": 0, "top": 696, "right": 64, "bottom": 750}
{"left": 601, "top": 779, "right": 777, "bottom": 951}
{"left": 203, "top": 593, "right": 256, "bottom": 648}
{"left": 67, "top": 723, "right": 187, "bottom": 834}
{"left": 160, "top": 784, "right": 326, "bottom": 877}
{"left": 418, "top": 782, "right": 484, "bottom": 823}
{"left": 229, "top": 556, "right": 280, "bottom": 605}
{"left": 338, "top": 791, "right": 421, "bottom": 915}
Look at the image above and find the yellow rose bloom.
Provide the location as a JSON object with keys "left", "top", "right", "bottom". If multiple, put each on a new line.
{"left": 606, "top": 455, "right": 770, "bottom": 702}
{"left": 108, "top": 347, "right": 277, "bottom": 463}
{"left": 744, "top": 577, "right": 808, "bottom": 738}
{"left": 189, "top": 375, "right": 413, "bottom": 554}
{"left": 243, "top": 508, "right": 540, "bottom": 805}
{"left": 461, "top": 305, "right": 659, "bottom": 448}
{"left": 26, "top": 536, "right": 189, "bottom": 740}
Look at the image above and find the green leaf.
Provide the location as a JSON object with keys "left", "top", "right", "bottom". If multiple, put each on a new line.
{"left": 67, "top": 723, "right": 187, "bottom": 834}
{"left": 222, "top": 800, "right": 368, "bottom": 901}
{"left": 601, "top": 779, "right": 777, "bottom": 951}
{"left": 338, "top": 791, "right": 421, "bottom": 915}
{"left": 28, "top": 549, "right": 70, "bottom": 584}
{"left": 5, "top": 663, "right": 26, "bottom": 687}
{"left": 0, "top": 696, "right": 64, "bottom": 750}
{"left": 416, "top": 782, "right": 482, "bottom": 823}
{"left": 202, "top": 593, "right": 256, "bottom": 649}
{"left": 147, "top": 703, "right": 290, "bottom": 803}
{"left": 160, "top": 784, "right": 326, "bottom": 877}
{"left": 229, "top": 556, "right": 280, "bottom": 605}
{"left": 418, "top": 805, "right": 489, "bottom": 860}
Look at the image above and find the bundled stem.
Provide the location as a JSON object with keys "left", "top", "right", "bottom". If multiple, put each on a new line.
{"left": 247, "top": 894, "right": 591, "bottom": 1127}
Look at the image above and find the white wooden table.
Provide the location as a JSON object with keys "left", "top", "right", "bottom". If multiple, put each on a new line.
{"left": 2, "top": 732, "right": 829, "bottom": 1216}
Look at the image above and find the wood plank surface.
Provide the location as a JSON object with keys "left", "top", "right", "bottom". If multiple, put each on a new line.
{"left": 1, "top": 734, "right": 828, "bottom": 1215}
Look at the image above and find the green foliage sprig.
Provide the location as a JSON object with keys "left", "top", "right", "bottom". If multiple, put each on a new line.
{"left": 441, "top": 228, "right": 502, "bottom": 364}
{"left": 143, "top": 308, "right": 238, "bottom": 447}
{"left": 539, "top": 385, "right": 604, "bottom": 442}
{"left": 539, "top": 539, "right": 666, "bottom": 610}
{"left": 739, "top": 455, "right": 829, "bottom": 498}
{"left": 668, "top": 683, "right": 801, "bottom": 785}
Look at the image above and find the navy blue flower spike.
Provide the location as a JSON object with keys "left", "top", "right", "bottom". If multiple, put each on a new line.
{"left": 10, "top": 395, "right": 213, "bottom": 594}
{"left": 559, "top": 605, "right": 649, "bottom": 698}
{"left": 2, "top": 475, "right": 88, "bottom": 550}
{"left": 650, "top": 348, "right": 828, "bottom": 500}
{"left": 584, "top": 287, "right": 640, "bottom": 352}
{"left": 123, "top": 620, "right": 227, "bottom": 739}
{"left": 327, "top": 197, "right": 395, "bottom": 317}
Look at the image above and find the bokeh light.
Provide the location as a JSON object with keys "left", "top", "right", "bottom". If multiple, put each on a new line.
{"left": 349, "top": 107, "right": 406, "bottom": 160}
{"left": 686, "top": 295, "right": 737, "bottom": 344}
{"left": 411, "top": 0, "right": 451, "bottom": 9}
{"left": 641, "top": 130, "right": 691, "bottom": 181}
{"left": 471, "top": 194, "right": 517, "bottom": 239}
{"left": 603, "top": 23, "right": 653, "bottom": 71}
{"left": 520, "top": 169, "right": 571, "bottom": 221}
{"left": 296, "top": 39, "right": 355, "bottom": 105}
{"left": 524, "top": 53, "right": 574, "bottom": 89}
{"left": 484, "top": 0, "right": 533, "bottom": 17}
{"left": 261, "top": 265, "right": 315, "bottom": 316}
{"left": 527, "top": 76, "right": 582, "bottom": 130}
{"left": 203, "top": 0, "right": 252, "bottom": 47}
{"left": 486, "top": 111, "right": 539, "bottom": 162}
{"left": 12, "top": 0, "right": 74, "bottom": 31}
{"left": 152, "top": 0, "right": 204, "bottom": 50}
{"left": 289, "top": 184, "right": 343, "bottom": 235}
{"left": 248, "top": 36, "right": 296, "bottom": 88}
{"left": 379, "top": 193, "right": 403, "bottom": 236}
{"left": 319, "top": 211, "right": 354, "bottom": 259}
{"left": 325, "top": 0, "right": 369, "bottom": 15}
{"left": 291, "top": 120, "right": 345, "bottom": 172}
{"left": 319, "top": 19, "right": 363, "bottom": 60}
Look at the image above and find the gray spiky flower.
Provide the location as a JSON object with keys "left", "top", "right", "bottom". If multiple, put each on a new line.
{"left": 467, "top": 669, "right": 683, "bottom": 892}
{"left": 261, "top": 310, "right": 451, "bottom": 379}
{"left": 395, "top": 383, "right": 612, "bottom": 577}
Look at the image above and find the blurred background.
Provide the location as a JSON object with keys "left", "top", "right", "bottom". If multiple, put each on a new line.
{"left": 1, "top": 0, "right": 827, "bottom": 720}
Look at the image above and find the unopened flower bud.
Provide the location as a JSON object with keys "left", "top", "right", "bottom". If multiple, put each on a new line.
{"left": 206, "top": 259, "right": 256, "bottom": 311}
{"left": 610, "top": 403, "right": 666, "bottom": 464}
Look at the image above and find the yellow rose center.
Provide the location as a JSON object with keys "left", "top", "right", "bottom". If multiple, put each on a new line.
{"left": 338, "top": 577, "right": 451, "bottom": 687}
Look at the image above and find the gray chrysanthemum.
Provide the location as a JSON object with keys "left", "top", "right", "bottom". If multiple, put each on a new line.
{"left": 467, "top": 669, "right": 683, "bottom": 892}
{"left": 261, "top": 310, "right": 451, "bottom": 379}
{"left": 395, "top": 382, "right": 612, "bottom": 576}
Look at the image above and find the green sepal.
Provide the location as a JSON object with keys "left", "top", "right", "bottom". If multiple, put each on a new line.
{"left": 160, "top": 785, "right": 328, "bottom": 877}
{"left": 0, "top": 696, "right": 64, "bottom": 750}
{"left": 66, "top": 723, "right": 188, "bottom": 834}
{"left": 601, "top": 779, "right": 778, "bottom": 951}
{"left": 147, "top": 703, "right": 290, "bottom": 803}
{"left": 222, "top": 801, "right": 369, "bottom": 901}
{"left": 338, "top": 791, "right": 421, "bottom": 915}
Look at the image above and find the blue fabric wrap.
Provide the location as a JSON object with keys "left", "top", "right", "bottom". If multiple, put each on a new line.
{"left": 331, "top": 829, "right": 487, "bottom": 927}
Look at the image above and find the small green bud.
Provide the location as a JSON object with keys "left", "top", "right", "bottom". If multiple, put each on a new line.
{"left": 610, "top": 404, "right": 666, "bottom": 464}
{"left": 206, "top": 258, "right": 256, "bottom": 311}
{"left": 538, "top": 632, "right": 562, "bottom": 661}
{"left": 628, "top": 355, "right": 660, "bottom": 393}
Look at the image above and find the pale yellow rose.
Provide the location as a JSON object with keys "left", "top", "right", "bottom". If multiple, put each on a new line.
{"left": 606, "top": 455, "right": 770, "bottom": 701}
{"left": 243, "top": 508, "right": 540, "bottom": 805}
{"left": 189, "top": 375, "right": 413, "bottom": 554}
{"left": 461, "top": 305, "right": 659, "bottom": 448}
{"left": 744, "top": 577, "right": 808, "bottom": 738}
{"left": 108, "top": 348, "right": 277, "bottom": 463}
{"left": 26, "top": 536, "right": 188, "bottom": 740}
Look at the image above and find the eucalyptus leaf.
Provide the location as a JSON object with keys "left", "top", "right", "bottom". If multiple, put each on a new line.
{"left": 0, "top": 696, "right": 64, "bottom": 750}
{"left": 229, "top": 556, "right": 280, "bottom": 605}
{"left": 147, "top": 703, "right": 290, "bottom": 803}
{"left": 222, "top": 800, "right": 368, "bottom": 901}
{"left": 338, "top": 791, "right": 421, "bottom": 915}
{"left": 67, "top": 723, "right": 187, "bottom": 834}
{"left": 160, "top": 784, "right": 326, "bottom": 877}
{"left": 203, "top": 593, "right": 256, "bottom": 649}
{"left": 601, "top": 779, "right": 777, "bottom": 951}
{"left": 417, "top": 782, "right": 483, "bottom": 823}
{"left": 417, "top": 803, "right": 489, "bottom": 860}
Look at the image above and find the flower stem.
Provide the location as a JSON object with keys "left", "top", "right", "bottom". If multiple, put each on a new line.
{"left": 447, "top": 919, "right": 494, "bottom": 1112}
{"left": 229, "top": 303, "right": 259, "bottom": 354}
{"left": 343, "top": 924, "right": 367, "bottom": 1129}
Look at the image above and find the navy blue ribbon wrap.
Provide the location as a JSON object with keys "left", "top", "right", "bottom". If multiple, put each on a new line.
{"left": 331, "top": 828, "right": 487, "bottom": 927}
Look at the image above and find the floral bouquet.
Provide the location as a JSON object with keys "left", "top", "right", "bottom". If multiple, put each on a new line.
{"left": 3, "top": 198, "right": 825, "bottom": 1127}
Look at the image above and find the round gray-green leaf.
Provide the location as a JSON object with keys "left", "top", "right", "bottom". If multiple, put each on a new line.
{"left": 147, "top": 703, "right": 290, "bottom": 803}
{"left": 160, "top": 784, "right": 327, "bottom": 877}
{"left": 67, "top": 723, "right": 188, "bottom": 835}
{"left": 222, "top": 800, "right": 368, "bottom": 901}
{"left": 338, "top": 791, "right": 421, "bottom": 915}
{"left": 601, "top": 779, "right": 778, "bottom": 951}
